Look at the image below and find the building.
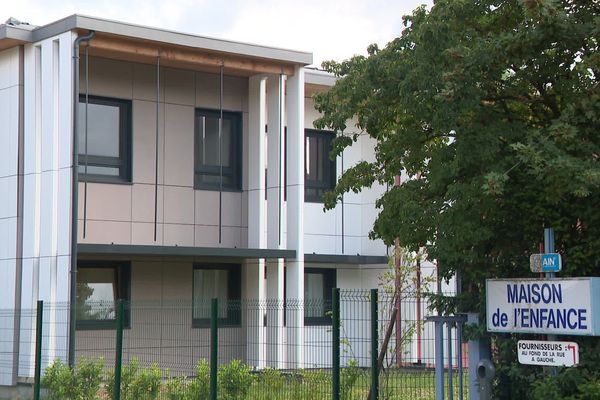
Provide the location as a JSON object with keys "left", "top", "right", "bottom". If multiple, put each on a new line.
{"left": 0, "top": 15, "right": 402, "bottom": 386}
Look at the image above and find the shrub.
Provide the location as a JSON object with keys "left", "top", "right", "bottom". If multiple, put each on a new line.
{"left": 260, "top": 368, "right": 285, "bottom": 400}
{"left": 188, "top": 359, "right": 211, "bottom": 399}
{"left": 165, "top": 360, "right": 210, "bottom": 400}
{"left": 217, "top": 359, "right": 254, "bottom": 400}
{"left": 107, "top": 359, "right": 161, "bottom": 400}
{"left": 340, "top": 360, "right": 361, "bottom": 400}
{"left": 42, "top": 358, "right": 104, "bottom": 400}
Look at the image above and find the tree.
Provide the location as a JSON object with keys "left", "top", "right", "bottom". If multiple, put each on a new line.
{"left": 313, "top": 1, "right": 600, "bottom": 398}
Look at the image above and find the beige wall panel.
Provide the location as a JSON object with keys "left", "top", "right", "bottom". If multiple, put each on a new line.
{"left": 164, "top": 67, "right": 195, "bottom": 106}
{"left": 194, "top": 190, "right": 219, "bottom": 225}
{"left": 77, "top": 182, "right": 132, "bottom": 222}
{"left": 164, "top": 186, "right": 194, "bottom": 224}
{"left": 131, "top": 261, "right": 163, "bottom": 300}
{"left": 194, "top": 225, "right": 219, "bottom": 247}
{"left": 132, "top": 62, "right": 165, "bottom": 102}
{"left": 84, "top": 57, "right": 133, "bottom": 99}
{"left": 132, "top": 100, "right": 164, "bottom": 184}
{"left": 161, "top": 262, "right": 193, "bottom": 301}
{"left": 77, "top": 220, "right": 131, "bottom": 244}
{"left": 221, "top": 226, "right": 243, "bottom": 248}
{"left": 163, "top": 223, "right": 194, "bottom": 247}
{"left": 221, "top": 192, "right": 243, "bottom": 227}
{"left": 193, "top": 225, "right": 242, "bottom": 248}
{"left": 195, "top": 72, "right": 246, "bottom": 111}
{"left": 131, "top": 183, "right": 164, "bottom": 223}
{"left": 164, "top": 104, "right": 194, "bottom": 187}
{"left": 131, "top": 222, "right": 164, "bottom": 245}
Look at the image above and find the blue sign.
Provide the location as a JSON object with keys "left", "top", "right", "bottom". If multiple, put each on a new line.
{"left": 542, "top": 253, "right": 562, "bottom": 272}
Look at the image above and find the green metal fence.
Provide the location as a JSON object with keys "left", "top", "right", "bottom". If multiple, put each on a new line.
{"left": 3, "top": 289, "right": 468, "bottom": 399}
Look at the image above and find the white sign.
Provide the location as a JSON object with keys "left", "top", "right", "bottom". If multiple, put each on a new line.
{"left": 518, "top": 340, "right": 579, "bottom": 367}
{"left": 486, "top": 278, "right": 600, "bottom": 336}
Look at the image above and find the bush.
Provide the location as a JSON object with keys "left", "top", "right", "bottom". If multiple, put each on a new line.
{"left": 42, "top": 358, "right": 104, "bottom": 400}
{"left": 107, "top": 359, "right": 162, "bottom": 400}
{"left": 260, "top": 368, "right": 285, "bottom": 400}
{"left": 340, "top": 360, "right": 361, "bottom": 400}
{"left": 218, "top": 359, "right": 254, "bottom": 400}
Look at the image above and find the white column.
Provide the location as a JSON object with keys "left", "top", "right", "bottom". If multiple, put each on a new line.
{"left": 285, "top": 66, "right": 305, "bottom": 368}
{"left": 248, "top": 75, "right": 266, "bottom": 249}
{"left": 265, "top": 75, "right": 286, "bottom": 367}
{"left": 246, "top": 75, "right": 267, "bottom": 368}
{"left": 266, "top": 74, "right": 285, "bottom": 248}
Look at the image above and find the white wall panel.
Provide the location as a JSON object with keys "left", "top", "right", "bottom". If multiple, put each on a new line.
{"left": 17, "top": 33, "right": 74, "bottom": 379}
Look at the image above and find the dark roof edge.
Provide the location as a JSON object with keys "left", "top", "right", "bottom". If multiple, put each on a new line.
{"left": 304, "top": 253, "right": 389, "bottom": 265}
{"left": 31, "top": 14, "right": 313, "bottom": 65}
{"left": 78, "top": 243, "right": 296, "bottom": 259}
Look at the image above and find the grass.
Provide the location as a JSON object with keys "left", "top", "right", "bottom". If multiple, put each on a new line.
{"left": 244, "top": 368, "right": 468, "bottom": 400}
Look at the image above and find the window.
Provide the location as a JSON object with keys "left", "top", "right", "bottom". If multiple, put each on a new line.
{"left": 78, "top": 95, "right": 132, "bottom": 182}
{"left": 194, "top": 109, "right": 242, "bottom": 191}
{"left": 76, "top": 261, "right": 131, "bottom": 330}
{"left": 192, "top": 264, "right": 241, "bottom": 327}
{"left": 305, "top": 129, "right": 336, "bottom": 202}
{"left": 304, "top": 268, "right": 336, "bottom": 326}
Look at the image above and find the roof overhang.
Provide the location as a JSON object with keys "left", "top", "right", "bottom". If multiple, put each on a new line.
{"left": 0, "top": 24, "right": 32, "bottom": 51}
{"left": 32, "top": 15, "right": 313, "bottom": 76}
{"left": 305, "top": 69, "right": 337, "bottom": 96}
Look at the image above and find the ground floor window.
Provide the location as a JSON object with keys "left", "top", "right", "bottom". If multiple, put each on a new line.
{"left": 304, "top": 268, "right": 336, "bottom": 326}
{"left": 76, "top": 261, "right": 131, "bottom": 329}
{"left": 192, "top": 263, "right": 241, "bottom": 327}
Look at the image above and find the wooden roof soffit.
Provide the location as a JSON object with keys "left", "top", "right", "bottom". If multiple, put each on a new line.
{"left": 80, "top": 32, "right": 296, "bottom": 77}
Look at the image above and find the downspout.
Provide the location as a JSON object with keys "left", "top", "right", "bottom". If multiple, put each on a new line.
{"left": 69, "top": 30, "right": 95, "bottom": 367}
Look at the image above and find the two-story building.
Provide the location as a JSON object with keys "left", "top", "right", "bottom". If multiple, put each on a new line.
{"left": 0, "top": 15, "right": 392, "bottom": 385}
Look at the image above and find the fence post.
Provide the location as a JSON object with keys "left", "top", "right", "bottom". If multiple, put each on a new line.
{"left": 33, "top": 300, "right": 43, "bottom": 400}
{"left": 210, "top": 298, "right": 218, "bottom": 400}
{"left": 370, "top": 289, "right": 379, "bottom": 400}
{"left": 332, "top": 288, "right": 340, "bottom": 400}
{"left": 114, "top": 299, "right": 124, "bottom": 400}
{"left": 434, "top": 320, "right": 444, "bottom": 400}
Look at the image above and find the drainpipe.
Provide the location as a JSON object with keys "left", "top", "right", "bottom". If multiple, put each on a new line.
{"left": 69, "top": 30, "right": 95, "bottom": 367}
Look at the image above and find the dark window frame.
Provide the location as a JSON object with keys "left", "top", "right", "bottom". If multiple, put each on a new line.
{"left": 77, "top": 95, "right": 132, "bottom": 183}
{"left": 304, "top": 129, "right": 336, "bottom": 203}
{"left": 76, "top": 260, "right": 131, "bottom": 330}
{"left": 304, "top": 267, "right": 336, "bottom": 326}
{"left": 194, "top": 108, "right": 243, "bottom": 191}
{"left": 192, "top": 263, "right": 242, "bottom": 328}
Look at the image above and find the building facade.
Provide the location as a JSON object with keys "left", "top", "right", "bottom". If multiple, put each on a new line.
{"left": 0, "top": 15, "right": 395, "bottom": 386}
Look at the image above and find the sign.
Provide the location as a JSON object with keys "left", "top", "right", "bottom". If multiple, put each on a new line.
{"left": 530, "top": 253, "right": 562, "bottom": 273}
{"left": 486, "top": 278, "right": 600, "bottom": 336}
{"left": 517, "top": 340, "right": 578, "bottom": 367}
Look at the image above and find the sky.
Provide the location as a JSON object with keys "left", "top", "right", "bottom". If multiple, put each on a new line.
{"left": 2, "top": 0, "right": 431, "bottom": 67}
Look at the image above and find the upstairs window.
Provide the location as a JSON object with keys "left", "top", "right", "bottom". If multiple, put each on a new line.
{"left": 194, "top": 109, "right": 242, "bottom": 191}
{"left": 304, "top": 129, "right": 336, "bottom": 203}
{"left": 78, "top": 95, "right": 132, "bottom": 183}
